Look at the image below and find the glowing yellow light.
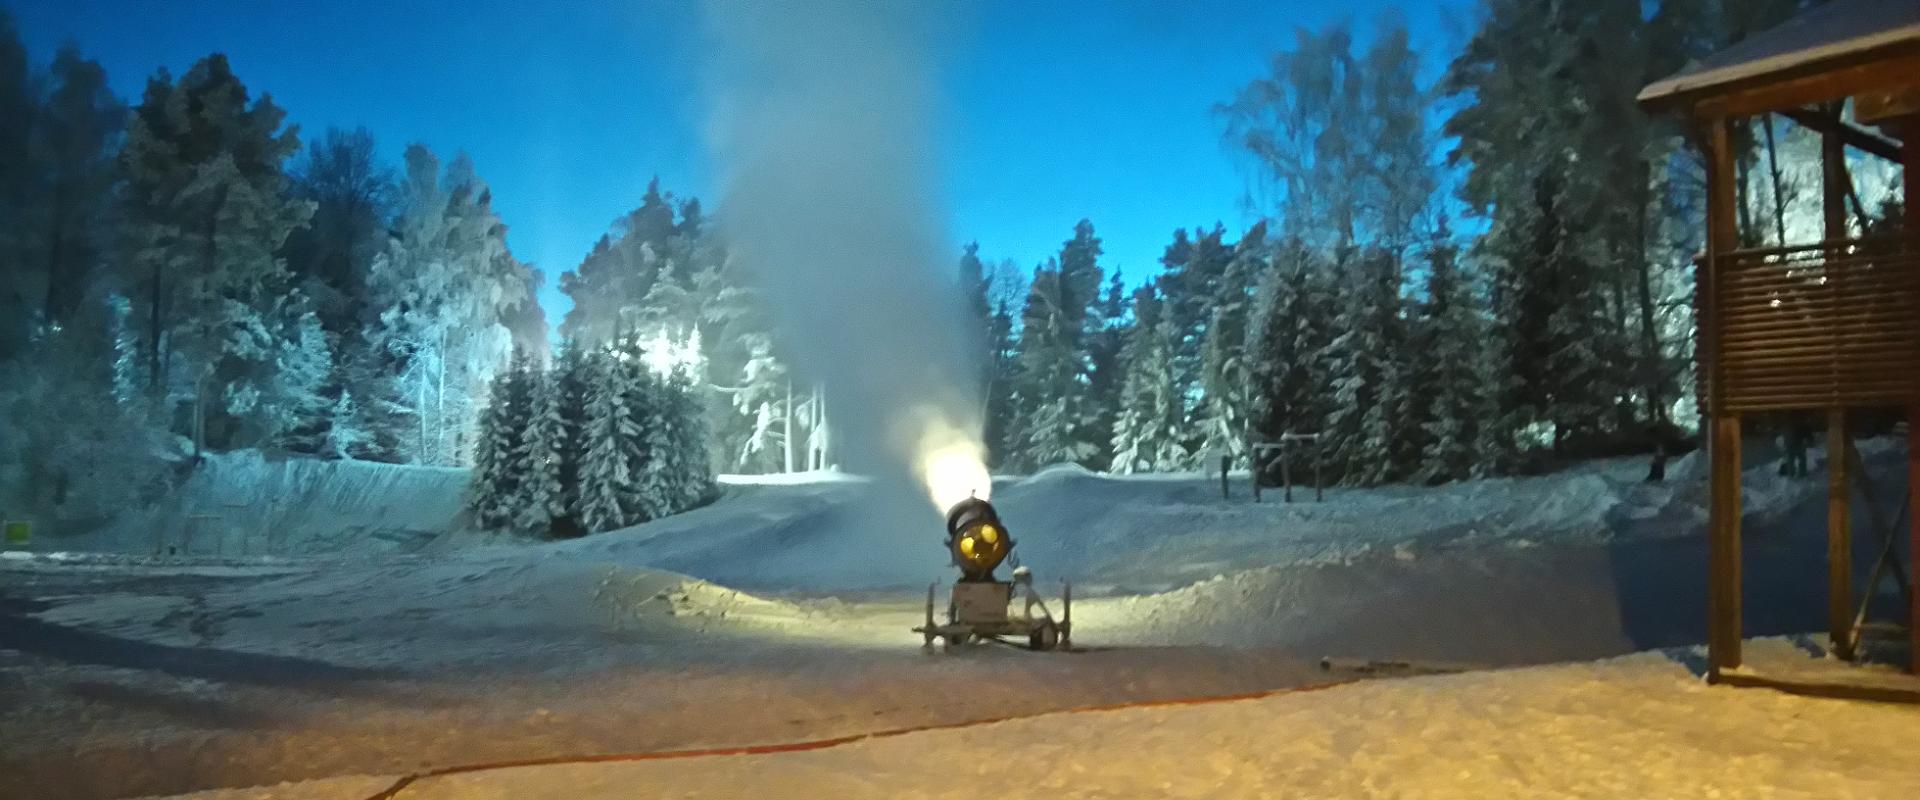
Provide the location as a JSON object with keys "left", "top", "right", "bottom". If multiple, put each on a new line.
{"left": 980, "top": 525, "right": 997, "bottom": 544}
{"left": 959, "top": 537, "right": 976, "bottom": 557}
{"left": 915, "top": 422, "right": 991, "bottom": 511}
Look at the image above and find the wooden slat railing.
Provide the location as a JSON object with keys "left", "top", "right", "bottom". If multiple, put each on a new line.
{"left": 1707, "top": 234, "right": 1920, "bottom": 412}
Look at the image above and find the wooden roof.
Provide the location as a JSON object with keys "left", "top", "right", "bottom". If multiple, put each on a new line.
{"left": 1638, "top": 0, "right": 1920, "bottom": 116}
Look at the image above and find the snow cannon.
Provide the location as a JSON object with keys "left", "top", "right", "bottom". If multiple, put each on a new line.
{"left": 944, "top": 496, "right": 1010, "bottom": 581}
{"left": 915, "top": 498, "right": 1071, "bottom": 652}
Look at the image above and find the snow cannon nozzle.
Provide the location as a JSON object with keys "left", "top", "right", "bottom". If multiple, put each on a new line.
{"left": 944, "top": 497, "right": 1011, "bottom": 582}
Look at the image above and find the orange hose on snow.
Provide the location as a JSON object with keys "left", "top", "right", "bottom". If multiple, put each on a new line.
{"left": 361, "top": 678, "right": 1360, "bottom": 800}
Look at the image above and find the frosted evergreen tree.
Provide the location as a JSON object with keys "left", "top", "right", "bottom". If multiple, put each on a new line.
{"left": 1011, "top": 263, "right": 1096, "bottom": 469}
{"left": 1009, "top": 220, "right": 1106, "bottom": 469}
{"left": 656, "top": 369, "right": 718, "bottom": 515}
{"left": 576, "top": 347, "right": 642, "bottom": 533}
{"left": 469, "top": 350, "right": 535, "bottom": 531}
{"left": 1246, "top": 239, "right": 1333, "bottom": 481}
{"left": 1414, "top": 225, "right": 1490, "bottom": 482}
{"left": 1085, "top": 271, "right": 1130, "bottom": 471}
{"left": 1320, "top": 247, "right": 1410, "bottom": 485}
{"left": 515, "top": 360, "right": 571, "bottom": 535}
{"left": 1109, "top": 288, "right": 1187, "bottom": 473}
{"left": 982, "top": 299, "right": 1018, "bottom": 469}
{"left": 1193, "top": 222, "right": 1268, "bottom": 465}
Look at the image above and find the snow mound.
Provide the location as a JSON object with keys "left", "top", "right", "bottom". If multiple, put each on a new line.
{"left": 57, "top": 451, "right": 470, "bottom": 556}
{"left": 1020, "top": 462, "right": 1096, "bottom": 483}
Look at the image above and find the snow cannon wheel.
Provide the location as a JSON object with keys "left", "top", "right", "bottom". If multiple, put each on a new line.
{"left": 1029, "top": 620, "right": 1059, "bottom": 651}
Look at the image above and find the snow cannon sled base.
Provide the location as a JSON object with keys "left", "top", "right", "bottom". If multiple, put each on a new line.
{"left": 915, "top": 566, "right": 1072, "bottom": 652}
{"left": 913, "top": 497, "right": 1071, "bottom": 652}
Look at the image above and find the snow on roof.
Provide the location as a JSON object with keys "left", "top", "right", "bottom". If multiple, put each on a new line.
{"left": 1638, "top": 0, "right": 1920, "bottom": 109}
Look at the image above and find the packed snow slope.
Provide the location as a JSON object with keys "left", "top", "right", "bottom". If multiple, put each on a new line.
{"left": 157, "top": 640, "right": 1920, "bottom": 800}
{"left": 4, "top": 443, "right": 1913, "bottom": 799}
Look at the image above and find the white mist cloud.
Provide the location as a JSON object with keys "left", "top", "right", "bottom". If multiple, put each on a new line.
{"left": 702, "top": 1, "right": 988, "bottom": 522}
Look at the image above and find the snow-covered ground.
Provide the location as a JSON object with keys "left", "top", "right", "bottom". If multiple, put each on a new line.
{"left": 157, "top": 640, "right": 1920, "bottom": 800}
{"left": 2, "top": 443, "right": 1913, "bottom": 798}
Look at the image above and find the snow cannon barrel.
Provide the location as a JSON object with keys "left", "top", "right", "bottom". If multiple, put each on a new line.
{"left": 944, "top": 497, "right": 1012, "bottom": 582}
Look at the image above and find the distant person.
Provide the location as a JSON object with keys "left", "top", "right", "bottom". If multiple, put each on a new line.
{"left": 1780, "top": 414, "right": 1810, "bottom": 478}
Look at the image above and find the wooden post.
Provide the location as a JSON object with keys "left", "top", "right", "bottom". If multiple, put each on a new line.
{"left": 1220, "top": 454, "right": 1230, "bottom": 500}
{"left": 1710, "top": 414, "right": 1744, "bottom": 675}
{"left": 1821, "top": 112, "right": 1848, "bottom": 238}
{"left": 1704, "top": 115, "right": 1743, "bottom": 676}
{"left": 1282, "top": 439, "right": 1293, "bottom": 504}
{"left": 1314, "top": 436, "right": 1324, "bottom": 502}
{"left": 1827, "top": 410, "right": 1853, "bottom": 660}
{"left": 1909, "top": 407, "right": 1919, "bottom": 675}
{"left": 1251, "top": 445, "right": 1263, "bottom": 504}
{"left": 1821, "top": 118, "right": 1854, "bottom": 661}
{"left": 1903, "top": 117, "right": 1919, "bottom": 675}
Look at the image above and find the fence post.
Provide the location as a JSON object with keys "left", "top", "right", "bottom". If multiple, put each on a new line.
{"left": 1219, "top": 454, "right": 1230, "bottom": 500}
{"left": 1282, "top": 439, "right": 1293, "bottom": 503}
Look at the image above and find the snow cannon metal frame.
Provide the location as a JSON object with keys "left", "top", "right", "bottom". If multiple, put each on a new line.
{"left": 914, "top": 497, "right": 1071, "bottom": 652}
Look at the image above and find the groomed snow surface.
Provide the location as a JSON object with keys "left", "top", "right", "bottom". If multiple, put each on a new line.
{"left": 3, "top": 445, "right": 1917, "bottom": 798}
{"left": 162, "top": 642, "right": 1920, "bottom": 800}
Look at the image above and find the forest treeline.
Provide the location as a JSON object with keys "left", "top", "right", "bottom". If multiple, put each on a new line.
{"left": 0, "top": 1, "right": 1906, "bottom": 528}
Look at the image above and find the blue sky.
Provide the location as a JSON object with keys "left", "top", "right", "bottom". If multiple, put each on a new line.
{"left": 13, "top": 0, "right": 1468, "bottom": 323}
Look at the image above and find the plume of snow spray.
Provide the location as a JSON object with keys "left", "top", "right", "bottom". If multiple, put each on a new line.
{"left": 702, "top": 2, "right": 989, "bottom": 518}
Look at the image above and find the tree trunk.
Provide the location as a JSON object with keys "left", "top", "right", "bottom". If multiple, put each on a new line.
{"left": 42, "top": 184, "right": 68, "bottom": 325}
{"left": 782, "top": 378, "right": 795, "bottom": 473}
{"left": 1632, "top": 160, "right": 1668, "bottom": 434}
{"left": 1762, "top": 114, "right": 1789, "bottom": 246}
{"left": 435, "top": 330, "right": 448, "bottom": 465}
{"left": 147, "top": 257, "right": 164, "bottom": 394}
{"left": 415, "top": 370, "right": 429, "bottom": 466}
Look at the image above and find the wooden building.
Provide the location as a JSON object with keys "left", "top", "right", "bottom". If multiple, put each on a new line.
{"left": 1638, "top": 0, "right": 1920, "bottom": 678}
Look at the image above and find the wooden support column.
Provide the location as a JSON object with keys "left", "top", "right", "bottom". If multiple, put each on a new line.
{"left": 1827, "top": 409, "right": 1853, "bottom": 660}
{"left": 1822, "top": 118, "right": 1854, "bottom": 661}
{"left": 1906, "top": 116, "right": 1919, "bottom": 675}
{"left": 1704, "top": 114, "right": 1743, "bottom": 676}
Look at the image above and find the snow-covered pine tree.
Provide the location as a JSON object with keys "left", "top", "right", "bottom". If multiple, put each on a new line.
{"left": 1011, "top": 262, "right": 1095, "bottom": 469}
{"left": 659, "top": 368, "right": 718, "bottom": 514}
{"left": 1192, "top": 222, "right": 1268, "bottom": 466}
{"left": 469, "top": 350, "right": 535, "bottom": 531}
{"left": 1315, "top": 246, "right": 1407, "bottom": 485}
{"left": 515, "top": 359, "right": 570, "bottom": 535}
{"left": 1008, "top": 220, "right": 1106, "bottom": 470}
{"left": 982, "top": 299, "right": 1018, "bottom": 469}
{"left": 1246, "top": 238, "right": 1333, "bottom": 482}
{"left": 576, "top": 346, "right": 642, "bottom": 533}
{"left": 1414, "top": 224, "right": 1490, "bottom": 482}
{"left": 1109, "top": 287, "right": 1187, "bottom": 473}
{"left": 1085, "top": 271, "right": 1130, "bottom": 471}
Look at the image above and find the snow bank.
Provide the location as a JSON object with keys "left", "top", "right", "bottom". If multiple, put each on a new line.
{"left": 59, "top": 451, "right": 470, "bottom": 556}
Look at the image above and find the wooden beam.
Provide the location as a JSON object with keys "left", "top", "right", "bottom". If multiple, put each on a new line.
{"left": 1705, "top": 116, "right": 1743, "bottom": 677}
{"left": 1780, "top": 107, "right": 1903, "bottom": 163}
{"left": 1828, "top": 409, "right": 1853, "bottom": 660}
{"left": 1695, "top": 52, "right": 1920, "bottom": 120}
